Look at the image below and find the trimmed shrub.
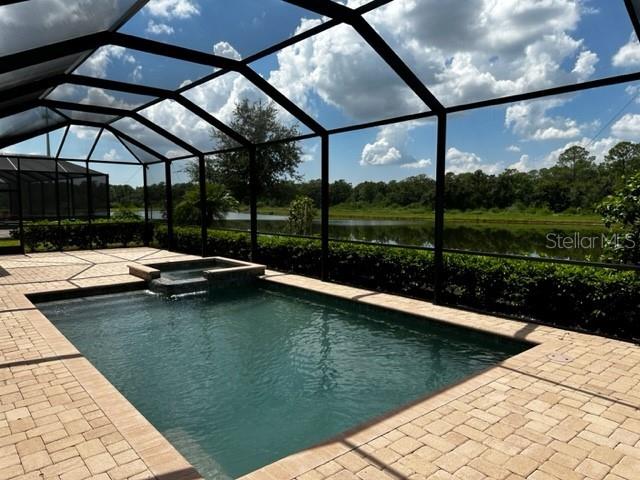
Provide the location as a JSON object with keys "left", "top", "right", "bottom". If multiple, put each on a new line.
{"left": 156, "top": 225, "right": 640, "bottom": 340}
{"left": 14, "top": 220, "right": 148, "bottom": 252}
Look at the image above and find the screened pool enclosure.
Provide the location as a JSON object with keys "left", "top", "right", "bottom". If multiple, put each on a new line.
{"left": 1, "top": 0, "right": 640, "bottom": 300}
{"left": 0, "top": 156, "right": 109, "bottom": 222}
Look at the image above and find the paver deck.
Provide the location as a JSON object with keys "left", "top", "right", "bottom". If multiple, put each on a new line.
{"left": 1, "top": 248, "right": 640, "bottom": 480}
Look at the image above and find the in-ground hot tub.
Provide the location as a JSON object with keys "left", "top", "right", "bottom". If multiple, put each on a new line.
{"left": 129, "top": 257, "right": 265, "bottom": 295}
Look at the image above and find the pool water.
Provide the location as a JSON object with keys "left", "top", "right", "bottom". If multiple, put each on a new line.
{"left": 38, "top": 285, "right": 528, "bottom": 479}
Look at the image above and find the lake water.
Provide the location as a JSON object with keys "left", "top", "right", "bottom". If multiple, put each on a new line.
{"left": 146, "top": 210, "right": 608, "bottom": 261}
{"left": 216, "top": 213, "right": 607, "bottom": 261}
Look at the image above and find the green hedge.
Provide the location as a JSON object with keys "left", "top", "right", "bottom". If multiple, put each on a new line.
{"left": 156, "top": 226, "right": 640, "bottom": 340}
{"left": 14, "top": 220, "right": 149, "bottom": 252}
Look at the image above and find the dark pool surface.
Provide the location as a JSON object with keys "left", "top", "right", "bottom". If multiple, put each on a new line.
{"left": 38, "top": 285, "right": 529, "bottom": 479}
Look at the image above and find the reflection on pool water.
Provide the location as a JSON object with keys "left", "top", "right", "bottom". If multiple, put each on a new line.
{"left": 38, "top": 284, "right": 529, "bottom": 479}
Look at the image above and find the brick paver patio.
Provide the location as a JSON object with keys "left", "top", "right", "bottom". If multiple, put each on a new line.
{"left": 1, "top": 248, "right": 640, "bottom": 480}
{"left": 0, "top": 248, "right": 202, "bottom": 480}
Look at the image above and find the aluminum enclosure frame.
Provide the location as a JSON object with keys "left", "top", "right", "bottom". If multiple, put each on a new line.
{"left": 1, "top": 0, "right": 639, "bottom": 301}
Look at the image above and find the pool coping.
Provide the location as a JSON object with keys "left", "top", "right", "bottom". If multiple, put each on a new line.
{"left": 237, "top": 272, "right": 564, "bottom": 480}
{"left": 24, "top": 271, "right": 543, "bottom": 480}
{"left": 2, "top": 250, "right": 640, "bottom": 480}
{"left": 0, "top": 249, "right": 207, "bottom": 480}
{"left": 18, "top": 289, "right": 204, "bottom": 480}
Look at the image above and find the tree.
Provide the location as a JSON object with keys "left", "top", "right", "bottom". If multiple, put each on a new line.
{"left": 555, "top": 146, "right": 597, "bottom": 210}
{"left": 174, "top": 183, "right": 239, "bottom": 227}
{"left": 186, "top": 99, "right": 302, "bottom": 203}
{"left": 288, "top": 196, "right": 316, "bottom": 235}
{"left": 352, "top": 181, "right": 388, "bottom": 204}
{"left": 109, "top": 184, "right": 144, "bottom": 208}
{"left": 597, "top": 172, "right": 640, "bottom": 264}
{"left": 604, "top": 141, "right": 640, "bottom": 181}
{"left": 533, "top": 168, "right": 572, "bottom": 212}
{"left": 558, "top": 145, "right": 594, "bottom": 181}
{"left": 493, "top": 169, "right": 535, "bottom": 209}
{"left": 330, "top": 180, "right": 353, "bottom": 205}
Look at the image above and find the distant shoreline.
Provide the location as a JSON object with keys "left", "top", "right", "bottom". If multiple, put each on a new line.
{"left": 249, "top": 206, "right": 603, "bottom": 227}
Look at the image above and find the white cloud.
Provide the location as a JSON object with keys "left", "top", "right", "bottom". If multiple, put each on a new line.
{"left": 184, "top": 72, "right": 268, "bottom": 124}
{"left": 48, "top": 84, "right": 143, "bottom": 110}
{"left": 139, "top": 100, "right": 213, "bottom": 153}
{"left": 75, "top": 46, "right": 135, "bottom": 78}
{"left": 183, "top": 71, "right": 301, "bottom": 129}
{"left": 255, "top": 0, "right": 601, "bottom": 125}
{"left": 0, "top": 2, "right": 137, "bottom": 54}
{"left": 526, "top": 113, "right": 640, "bottom": 170}
{"left": 300, "top": 143, "right": 319, "bottom": 163}
{"left": 445, "top": 147, "right": 499, "bottom": 174}
{"left": 112, "top": 117, "right": 189, "bottom": 158}
{"left": 401, "top": 159, "right": 432, "bottom": 169}
{"left": 145, "top": 0, "right": 200, "bottom": 19}
{"left": 268, "top": 20, "right": 424, "bottom": 121}
{"left": 508, "top": 154, "right": 532, "bottom": 172}
{"left": 505, "top": 98, "right": 582, "bottom": 141}
{"left": 131, "top": 65, "right": 143, "bottom": 83}
{"left": 146, "top": 20, "right": 175, "bottom": 35}
{"left": 543, "top": 136, "right": 619, "bottom": 166}
{"left": 613, "top": 33, "right": 640, "bottom": 67}
{"left": 506, "top": 145, "right": 521, "bottom": 153}
{"left": 611, "top": 113, "right": 640, "bottom": 140}
{"left": 532, "top": 125, "right": 582, "bottom": 140}
{"left": 363, "top": 0, "right": 595, "bottom": 106}
{"left": 572, "top": 50, "right": 598, "bottom": 79}
{"left": 624, "top": 84, "right": 640, "bottom": 104}
{"left": 71, "top": 126, "right": 98, "bottom": 141}
{"left": 361, "top": 142, "right": 402, "bottom": 166}
{"left": 359, "top": 122, "right": 430, "bottom": 167}
{"left": 213, "top": 41, "right": 242, "bottom": 60}
{"left": 103, "top": 148, "right": 121, "bottom": 162}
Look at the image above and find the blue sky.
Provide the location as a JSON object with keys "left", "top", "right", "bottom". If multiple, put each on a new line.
{"left": 4, "top": 0, "right": 640, "bottom": 186}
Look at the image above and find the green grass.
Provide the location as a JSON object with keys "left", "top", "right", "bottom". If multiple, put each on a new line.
{"left": 0, "top": 238, "right": 20, "bottom": 247}
{"left": 253, "top": 205, "right": 603, "bottom": 226}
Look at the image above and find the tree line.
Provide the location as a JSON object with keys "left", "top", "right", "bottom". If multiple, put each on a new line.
{"left": 109, "top": 100, "right": 640, "bottom": 215}
{"left": 110, "top": 141, "right": 640, "bottom": 215}
{"left": 282, "top": 143, "right": 639, "bottom": 213}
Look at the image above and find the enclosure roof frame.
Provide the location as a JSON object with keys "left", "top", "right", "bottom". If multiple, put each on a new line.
{"left": 0, "top": 0, "right": 638, "bottom": 164}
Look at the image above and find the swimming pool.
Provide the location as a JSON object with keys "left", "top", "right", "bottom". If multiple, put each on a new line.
{"left": 38, "top": 284, "right": 529, "bottom": 479}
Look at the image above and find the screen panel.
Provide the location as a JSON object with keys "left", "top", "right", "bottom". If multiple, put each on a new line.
{"left": 89, "top": 130, "right": 138, "bottom": 163}
{"left": 18, "top": 158, "right": 58, "bottom": 221}
{"left": 146, "top": 161, "right": 167, "bottom": 244}
{"left": 140, "top": 99, "right": 236, "bottom": 153}
{"left": 444, "top": 81, "right": 639, "bottom": 264}
{"left": 58, "top": 126, "right": 101, "bottom": 160}
{"left": 55, "top": 109, "right": 118, "bottom": 124}
{"left": 171, "top": 158, "right": 200, "bottom": 229}
{"left": 74, "top": 46, "right": 214, "bottom": 90}
{"left": 118, "top": 0, "right": 322, "bottom": 59}
{"left": 0, "top": 54, "right": 93, "bottom": 93}
{"left": 48, "top": 84, "right": 155, "bottom": 110}
{"left": 249, "top": 23, "right": 429, "bottom": 129}
{"left": 182, "top": 72, "right": 312, "bottom": 141}
{"left": 363, "top": 0, "right": 640, "bottom": 107}
{"left": 119, "top": 137, "right": 163, "bottom": 164}
{"left": 112, "top": 118, "right": 190, "bottom": 158}
{"left": 0, "top": 108, "right": 65, "bottom": 143}
{"left": 0, "top": 0, "right": 140, "bottom": 56}
{"left": 91, "top": 173, "right": 109, "bottom": 218}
